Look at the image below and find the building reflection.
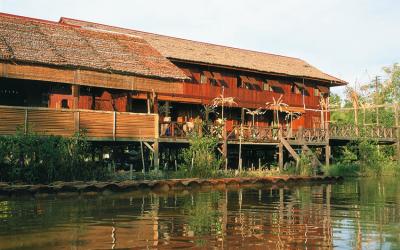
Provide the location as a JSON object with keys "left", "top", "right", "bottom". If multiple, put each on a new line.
{"left": 1, "top": 178, "right": 400, "bottom": 249}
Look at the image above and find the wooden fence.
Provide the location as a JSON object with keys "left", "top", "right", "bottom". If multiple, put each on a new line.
{"left": 159, "top": 121, "right": 398, "bottom": 144}
{"left": 0, "top": 105, "right": 158, "bottom": 141}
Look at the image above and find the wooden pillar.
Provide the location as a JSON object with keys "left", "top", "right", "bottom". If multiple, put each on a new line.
{"left": 222, "top": 123, "right": 228, "bottom": 171}
{"left": 153, "top": 93, "right": 158, "bottom": 114}
{"left": 146, "top": 92, "right": 151, "bottom": 114}
{"left": 153, "top": 139, "right": 159, "bottom": 171}
{"left": 325, "top": 145, "right": 331, "bottom": 167}
{"left": 72, "top": 85, "right": 80, "bottom": 132}
{"left": 278, "top": 143, "right": 284, "bottom": 171}
{"left": 72, "top": 84, "right": 80, "bottom": 109}
{"left": 154, "top": 114, "right": 160, "bottom": 170}
{"left": 140, "top": 141, "right": 145, "bottom": 173}
{"left": 165, "top": 101, "right": 170, "bottom": 117}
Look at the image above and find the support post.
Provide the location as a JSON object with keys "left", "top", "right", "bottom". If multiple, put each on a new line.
{"left": 153, "top": 139, "right": 159, "bottom": 171}
{"left": 146, "top": 93, "right": 151, "bottom": 114}
{"left": 140, "top": 141, "right": 145, "bottom": 173}
{"left": 222, "top": 123, "right": 228, "bottom": 171}
{"left": 325, "top": 145, "right": 331, "bottom": 167}
{"left": 24, "top": 108, "right": 28, "bottom": 135}
{"left": 112, "top": 111, "right": 116, "bottom": 141}
{"left": 153, "top": 92, "right": 158, "bottom": 114}
{"left": 278, "top": 143, "right": 284, "bottom": 171}
{"left": 74, "top": 111, "right": 80, "bottom": 133}
{"left": 154, "top": 114, "right": 160, "bottom": 170}
{"left": 72, "top": 84, "right": 80, "bottom": 109}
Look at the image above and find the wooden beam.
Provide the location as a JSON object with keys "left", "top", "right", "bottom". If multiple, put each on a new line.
{"left": 0, "top": 62, "right": 184, "bottom": 95}
{"left": 140, "top": 141, "right": 145, "bottom": 173}
{"left": 153, "top": 139, "right": 159, "bottom": 171}
{"left": 72, "top": 84, "right": 80, "bottom": 109}
{"left": 325, "top": 145, "right": 331, "bottom": 167}
{"left": 278, "top": 143, "right": 284, "bottom": 171}
{"left": 143, "top": 141, "right": 154, "bottom": 152}
{"left": 280, "top": 137, "right": 300, "bottom": 162}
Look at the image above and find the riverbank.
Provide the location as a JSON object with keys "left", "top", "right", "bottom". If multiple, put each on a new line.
{"left": 0, "top": 175, "right": 343, "bottom": 197}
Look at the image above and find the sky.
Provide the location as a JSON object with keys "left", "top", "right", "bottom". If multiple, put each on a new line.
{"left": 1, "top": 0, "right": 399, "bottom": 95}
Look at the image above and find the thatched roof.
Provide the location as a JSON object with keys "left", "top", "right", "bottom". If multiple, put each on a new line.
{"left": 60, "top": 17, "right": 347, "bottom": 86}
{"left": 0, "top": 13, "right": 189, "bottom": 81}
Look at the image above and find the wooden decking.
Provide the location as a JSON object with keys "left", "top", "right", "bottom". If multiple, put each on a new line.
{"left": 0, "top": 105, "right": 398, "bottom": 146}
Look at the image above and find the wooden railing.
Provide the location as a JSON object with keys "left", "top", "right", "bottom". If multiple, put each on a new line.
{"left": 0, "top": 105, "right": 158, "bottom": 140}
{"left": 287, "top": 128, "right": 328, "bottom": 143}
{"left": 227, "top": 125, "right": 281, "bottom": 142}
{"left": 159, "top": 122, "right": 398, "bottom": 144}
{"left": 329, "top": 124, "right": 397, "bottom": 141}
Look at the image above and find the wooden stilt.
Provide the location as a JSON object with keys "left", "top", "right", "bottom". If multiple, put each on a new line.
{"left": 278, "top": 143, "right": 284, "bottom": 171}
{"left": 223, "top": 123, "right": 228, "bottom": 171}
{"left": 325, "top": 145, "right": 331, "bottom": 167}
{"left": 140, "top": 141, "right": 145, "bottom": 173}
{"left": 153, "top": 139, "right": 159, "bottom": 171}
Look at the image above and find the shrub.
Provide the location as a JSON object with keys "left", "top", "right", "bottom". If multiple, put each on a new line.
{"left": 323, "top": 139, "right": 399, "bottom": 177}
{"left": 0, "top": 130, "right": 110, "bottom": 184}
{"left": 178, "top": 132, "right": 222, "bottom": 178}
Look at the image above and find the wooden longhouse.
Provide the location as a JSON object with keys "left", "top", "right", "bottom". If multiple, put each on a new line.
{"left": 0, "top": 13, "right": 398, "bottom": 170}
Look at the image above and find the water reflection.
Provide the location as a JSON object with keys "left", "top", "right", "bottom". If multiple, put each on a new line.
{"left": 0, "top": 178, "right": 399, "bottom": 249}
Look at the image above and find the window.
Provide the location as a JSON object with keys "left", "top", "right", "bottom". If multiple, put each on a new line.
{"left": 200, "top": 73, "right": 207, "bottom": 84}
{"left": 245, "top": 82, "right": 253, "bottom": 90}
{"left": 210, "top": 78, "right": 218, "bottom": 86}
{"left": 237, "top": 77, "right": 243, "bottom": 88}
{"left": 291, "top": 83, "right": 301, "bottom": 94}
{"left": 61, "top": 99, "right": 69, "bottom": 109}
{"left": 263, "top": 82, "right": 272, "bottom": 91}
{"left": 253, "top": 84, "right": 262, "bottom": 91}
{"left": 314, "top": 87, "right": 320, "bottom": 96}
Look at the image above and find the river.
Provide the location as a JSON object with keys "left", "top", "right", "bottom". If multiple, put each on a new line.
{"left": 0, "top": 177, "right": 399, "bottom": 249}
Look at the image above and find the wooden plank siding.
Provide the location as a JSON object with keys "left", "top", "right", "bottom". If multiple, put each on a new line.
{"left": 0, "top": 105, "right": 157, "bottom": 140}
{"left": 178, "top": 66, "right": 324, "bottom": 109}
{"left": 0, "top": 62, "right": 184, "bottom": 95}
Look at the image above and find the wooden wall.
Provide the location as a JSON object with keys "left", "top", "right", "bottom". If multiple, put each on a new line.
{"left": 0, "top": 106, "right": 157, "bottom": 140}
{"left": 177, "top": 64, "right": 326, "bottom": 109}
{"left": 162, "top": 62, "right": 331, "bottom": 129}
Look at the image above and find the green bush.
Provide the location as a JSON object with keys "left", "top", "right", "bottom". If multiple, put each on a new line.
{"left": 178, "top": 132, "right": 222, "bottom": 178}
{"left": 0, "top": 130, "right": 110, "bottom": 184}
{"left": 323, "top": 139, "right": 399, "bottom": 177}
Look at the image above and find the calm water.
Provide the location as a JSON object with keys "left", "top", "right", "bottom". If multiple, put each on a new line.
{"left": 0, "top": 178, "right": 399, "bottom": 249}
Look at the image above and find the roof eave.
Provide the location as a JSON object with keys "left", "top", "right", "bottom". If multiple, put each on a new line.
{"left": 169, "top": 58, "right": 347, "bottom": 86}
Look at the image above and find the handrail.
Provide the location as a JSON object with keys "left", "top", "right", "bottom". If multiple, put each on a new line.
{"left": 159, "top": 122, "right": 399, "bottom": 143}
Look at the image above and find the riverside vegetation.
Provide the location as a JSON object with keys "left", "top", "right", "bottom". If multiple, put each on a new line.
{"left": 324, "top": 63, "right": 400, "bottom": 177}
{"left": 0, "top": 129, "right": 398, "bottom": 184}
{"left": 0, "top": 130, "right": 110, "bottom": 184}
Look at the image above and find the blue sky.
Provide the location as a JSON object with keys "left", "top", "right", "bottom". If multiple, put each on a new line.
{"left": 1, "top": 0, "right": 399, "bottom": 94}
